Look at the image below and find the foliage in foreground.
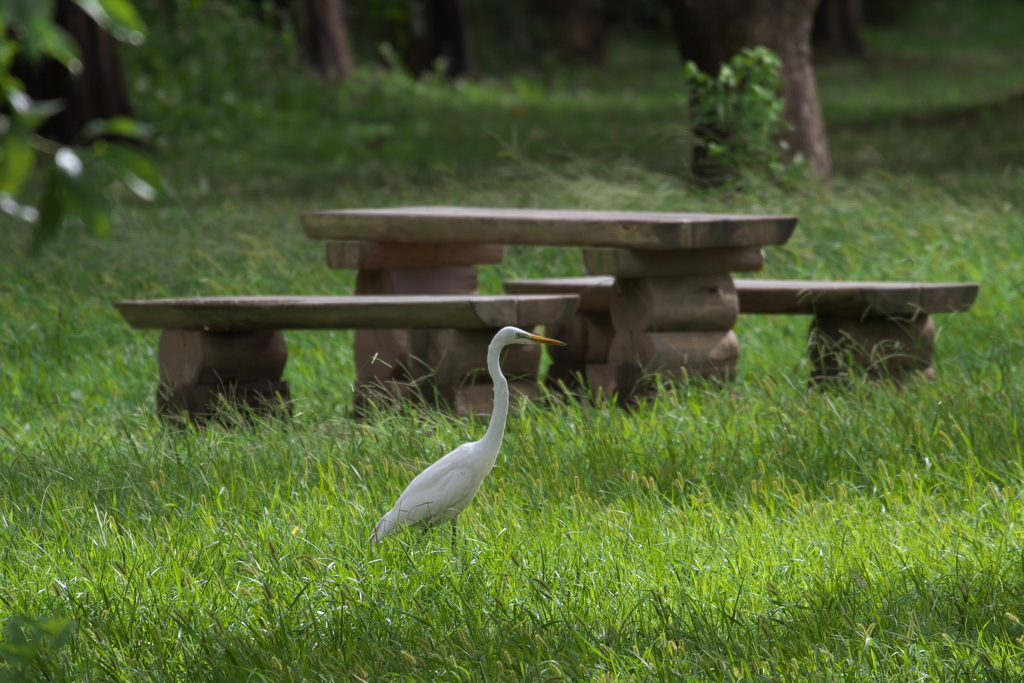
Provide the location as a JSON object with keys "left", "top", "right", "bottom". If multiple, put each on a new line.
{"left": 0, "top": 0, "right": 160, "bottom": 248}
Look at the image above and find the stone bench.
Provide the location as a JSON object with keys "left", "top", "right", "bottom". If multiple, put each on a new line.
{"left": 114, "top": 294, "right": 578, "bottom": 421}
{"left": 502, "top": 277, "right": 978, "bottom": 389}
{"left": 734, "top": 279, "right": 978, "bottom": 382}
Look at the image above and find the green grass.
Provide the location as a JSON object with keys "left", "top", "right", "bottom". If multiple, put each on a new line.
{"left": 2, "top": 0, "right": 1024, "bottom": 680}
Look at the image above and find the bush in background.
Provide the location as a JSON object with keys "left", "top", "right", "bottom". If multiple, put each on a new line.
{"left": 683, "top": 46, "right": 796, "bottom": 185}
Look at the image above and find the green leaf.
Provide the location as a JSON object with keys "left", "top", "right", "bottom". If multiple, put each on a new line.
{"left": 54, "top": 146, "right": 84, "bottom": 177}
{"left": 0, "top": 193, "right": 41, "bottom": 223}
{"left": 0, "top": 126, "right": 37, "bottom": 194}
{"left": 34, "top": 165, "right": 111, "bottom": 245}
{"left": 82, "top": 116, "right": 153, "bottom": 141}
{"left": 22, "top": 15, "right": 80, "bottom": 67}
{"left": 102, "top": 144, "right": 163, "bottom": 200}
{"left": 3, "top": 0, "right": 54, "bottom": 29}
{"left": 36, "top": 618, "right": 75, "bottom": 650}
{"left": 73, "top": 0, "right": 147, "bottom": 43}
{"left": 34, "top": 169, "right": 67, "bottom": 248}
{"left": 63, "top": 169, "right": 113, "bottom": 237}
{"left": 4, "top": 89, "right": 66, "bottom": 129}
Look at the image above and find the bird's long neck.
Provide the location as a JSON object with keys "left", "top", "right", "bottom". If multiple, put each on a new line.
{"left": 477, "top": 337, "right": 510, "bottom": 461}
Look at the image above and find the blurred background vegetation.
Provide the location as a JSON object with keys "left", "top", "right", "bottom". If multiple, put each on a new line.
{"left": 3, "top": 0, "right": 1022, "bottom": 245}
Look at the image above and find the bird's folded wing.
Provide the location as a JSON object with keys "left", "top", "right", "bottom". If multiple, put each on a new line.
{"left": 393, "top": 466, "right": 475, "bottom": 524}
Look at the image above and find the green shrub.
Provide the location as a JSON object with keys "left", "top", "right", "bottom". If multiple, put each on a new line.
{"left": 682, "top": 46, "right": 793, "bottom": 184}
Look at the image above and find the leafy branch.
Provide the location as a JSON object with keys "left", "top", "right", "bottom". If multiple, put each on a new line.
{"left": 0, "top": 0, "right": 161, "bottom": 250}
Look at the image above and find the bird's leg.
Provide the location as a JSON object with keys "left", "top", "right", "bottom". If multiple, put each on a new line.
{"left": 450, "top": 517, "right": 458, "bottom": 550}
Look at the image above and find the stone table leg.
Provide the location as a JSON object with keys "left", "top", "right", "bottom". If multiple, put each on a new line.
{"left": 415, "top": 328, "right": 544, "bottom": 416}
{"left": 608, "top": 273, "right": 741, "bottom": 402}
{"left": 334, "top": 241, "right": 509, "bottom": 415}
{"left": 349, "top": 246, "right": 546, "bottom": 416}
{"left": 584, "top": 246, "right": 762, "bottom": 403}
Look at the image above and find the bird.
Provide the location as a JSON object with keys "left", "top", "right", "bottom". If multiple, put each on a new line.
{"left": 370, "top": 326, "right": 566, "bottom": 545}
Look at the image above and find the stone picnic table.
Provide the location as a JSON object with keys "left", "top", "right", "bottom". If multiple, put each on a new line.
{"left": 301, "top": 206, "right": 798, "bottom": 402}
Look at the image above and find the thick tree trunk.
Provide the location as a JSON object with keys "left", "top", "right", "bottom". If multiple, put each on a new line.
{"left": 406, "top": 0, "right": 474, "bottom": 78}
{"left": 663, "top": 0, "right": 832, "bottom": 182}
{"left": 813, "top": 0, "right": 865, "bottom": 54}
{"left": 15, "top": 0, "right": 133, "bottom": 144}
{"left": 298, "top": 0, "right": 355, "bottom": 81}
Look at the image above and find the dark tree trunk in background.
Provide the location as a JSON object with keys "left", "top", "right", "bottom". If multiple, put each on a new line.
{"left": 406, "top": 0, "right": 473, "bottom": 77}
{"left": 299, "top": 0, "right": 355, "bottom": 81}
{"left": 15, "top": 0, "right": 133, "bottom": 144}
{"left": 813, "top": 0, "right": 864, "bottom": 54}
{"left": 531, "top": 0, "right": 607, "bottom": 65}
{"left": 663, "top": 0, "right": 832, "bottom": 182}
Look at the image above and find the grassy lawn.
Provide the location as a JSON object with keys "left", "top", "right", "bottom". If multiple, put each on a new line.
{"left": 2, "top": 1, "right": 1024, "bottom": 680}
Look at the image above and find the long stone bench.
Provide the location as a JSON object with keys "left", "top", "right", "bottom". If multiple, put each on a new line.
{"left": 735, "top": 279, "right": 978, "bottom": 382}
{"left": 503, "top": 277, "right": 978, "bottom": 390}
{"left": 114, "top": 294, "right": 578, "bottom": 421}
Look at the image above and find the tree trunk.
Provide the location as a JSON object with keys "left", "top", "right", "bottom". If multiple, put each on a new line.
{"left": 15, "top": 0, "right": 134, "bottom": 144}
{"left": 663, "top": 0, "right": 832, "bottom": 182}
{"left": 298, "top": 0, "right": 355, "bottom": 81}
{"left": 406, "top": 0, "right": 474, "bottom": 78}
{"left": 813, "top": 0, "right": 865, "bottom": 54}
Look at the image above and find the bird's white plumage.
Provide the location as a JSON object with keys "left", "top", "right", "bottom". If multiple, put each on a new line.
{"left": 370, "top": 441, "right": 488, "bottom": 540}
{"left": 370, "top": 326, "right": 564, "bottom": 544}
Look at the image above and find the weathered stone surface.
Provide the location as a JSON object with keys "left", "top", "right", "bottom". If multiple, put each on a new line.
{"left": 117, "top": 292, "right": 577, "bottom": 331}
{"left": 584, "top": 246, "right": 764, "bottom": 277}
{"left": 544, "top": 312, "right": 614, "bottom": 389}
{"left": 610, "top": 275, "right": 739, "bottom": 333}
{"left": 609, "top": 330, "right": 739, "bottom": 399}
{"left": 326, "top": 241, "right": 504, "bottom": 270}
{"left": 439, "top": 380, "right": 542, "bottom": 418}
{"left": 352, "top": 265, "right": 479, "bottom": 409}
{"left": 586, "top": 363, "right": 617, "bottom": 399}
{"left": 737, "top": 279, "right": 978, "bottom": 317}
{"left": 158, "top": 330, "right": 288, "bottom": 388}
{"left": 302, "top": 206, "right": 798, "bottom": 250}
{"left": 414, "top": 328, "right": 543, "bottom": 386}
{"left": 503, "top": 276, "right": 614, "bottom": 312}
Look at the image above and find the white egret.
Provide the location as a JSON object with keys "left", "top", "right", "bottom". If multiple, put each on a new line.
{"left": 370, "top": 326, "right": 566, "bottom": 544}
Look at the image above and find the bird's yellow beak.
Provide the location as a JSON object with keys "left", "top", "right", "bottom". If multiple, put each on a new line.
{"left": 524, "top": 333, "right": 567, "bottom": 346}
